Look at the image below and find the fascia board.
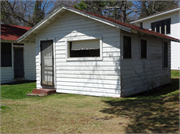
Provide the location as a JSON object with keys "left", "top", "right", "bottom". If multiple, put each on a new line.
{"left": 131, "top": 8, "right": 180, "bottom": 24}
{"left": 17, "top": 6, "right": 66, "bottom": 42}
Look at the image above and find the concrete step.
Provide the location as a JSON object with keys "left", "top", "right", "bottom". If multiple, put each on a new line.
{"left": 27, "top": 93, "right": 46, "bottom": 97}
{"left": 31, "top": 88, "right": 56, "bottom": 96}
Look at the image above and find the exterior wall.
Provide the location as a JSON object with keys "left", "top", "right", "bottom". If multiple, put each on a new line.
{"left": 24, "top": 42, "right": 36, "bottom": 80}
{"left": 1, "top": 67, "right": 13, "bottom": 84}
{"left": 1, "top": 42, "right": 13, "bottom": 84}
{"left": 120, "top": 31, "right": 171, "bottom": 97}
{"left": 1, "top": 41, "right": 36, "bottom": 84}
{"left": 35, "top": 11, "right": 121, "bottom": 97}
{"left": 134, "top": 10, "right": 180, "bottom": 70}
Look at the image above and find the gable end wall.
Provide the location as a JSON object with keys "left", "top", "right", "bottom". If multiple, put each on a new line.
{"left": 35, "top": 11, "right": 121, "bottom": 97}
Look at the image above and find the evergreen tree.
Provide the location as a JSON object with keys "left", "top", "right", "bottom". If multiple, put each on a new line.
{"left": 33, "top": 0, "right": 44, "bottom": 26}
{"left": 74, "top": 1, "right": 134, "bottom": 23}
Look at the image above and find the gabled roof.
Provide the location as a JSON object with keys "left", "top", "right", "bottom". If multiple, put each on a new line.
{"left": 130, "top": 7, "right": 180, "bottom": 24}
{"left": 1, "top": 24, "right": 32, "bottom": 41}
{"left": 17, "top": 5, "right": 180, "bottom": 42}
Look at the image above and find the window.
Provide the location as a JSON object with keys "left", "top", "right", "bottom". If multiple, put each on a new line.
{"left": 151, "top": 18, "right": 171, "bottom": 34}
{"left": 123, "top": 36, "right": 131, "bottom": 58}
{"left": 161, "top": 21, "right": 165, "bottom": 34}
{"left": 141, "top": 39, "right": 147, "bottom": 59}
{"left": 163, "top": 42, "right": 168, "bottom": 68}
{"left": 151, "top": 23, "right": 155, "bottom": 31}
{"left": 1, "top": 43, "right": 12, "bottom": 67}
{"left": 69, "top": 39, "right": 100, "bottom": 58}
{"left": 156, "top": 22, "right": 160, "bottom": 33}
{"left": 166, "top": 19, "right": 170, "bottom": 34}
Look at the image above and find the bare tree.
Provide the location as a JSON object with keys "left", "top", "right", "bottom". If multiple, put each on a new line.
{"left": 137, "top": 0, "right": 180, "bottom": 19}
{"left": 1, "top": 0, "right": 53, "bottom": 26}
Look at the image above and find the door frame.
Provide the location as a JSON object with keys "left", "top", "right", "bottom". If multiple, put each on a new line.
{"left": 13, "top": 47, "right": 24, "bottom": 78}
{"left": 39, "top": 37, "right": 56, "bottom": 88}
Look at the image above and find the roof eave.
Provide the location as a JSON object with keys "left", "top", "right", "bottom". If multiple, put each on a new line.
{"left": 1, "top": 39, "right": 17, "bottom": 43}
{"left": 131, "top": 29, "right": 180, "bottom": 42}
{"left": 18, "top": 6, "right": 66, "bottom": 42}
{"left": 130, "top": 8, "right": 180, "bottom": 24}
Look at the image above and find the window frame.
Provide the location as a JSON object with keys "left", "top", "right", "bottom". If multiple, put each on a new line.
{"left": 1, "top": 43, "right": 12, "bottom": 67}
{"left": 66, "top": 36, "right": 103, "bottom": 61}
{"left": 123, "top": 36, "right": 131, "bottom": 59}
{"left": 38, "top": 37, "right": 56, "bottom": 88}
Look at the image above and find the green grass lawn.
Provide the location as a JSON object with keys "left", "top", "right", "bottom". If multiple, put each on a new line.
{"left": 1, "top": 71, "right": 179, "bottom": 133}
{"left": 171, "top": 70, "right": 180, "bottom": 78}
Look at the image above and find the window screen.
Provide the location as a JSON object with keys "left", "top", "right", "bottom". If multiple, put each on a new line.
{"left": 1, "top": 43, "right": 12, "bottom": 67}
{"left": 163, "top": 42, "right": 168, "bottom": 68}
{"left": 69, "top": 40, "right": 100, "bottom": 57}
{"left": 123, "top": 36, "right": 131, "bottom": 58}
{"left": 141, "top": 39, "right": 147, "bottom": 59}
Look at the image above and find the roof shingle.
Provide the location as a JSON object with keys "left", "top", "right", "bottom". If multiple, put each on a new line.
{"left": 66, "top": 5, "right": 179, "bottom": 42}
{"left": 1, "top": 24, "right": 32, "bottom": 41}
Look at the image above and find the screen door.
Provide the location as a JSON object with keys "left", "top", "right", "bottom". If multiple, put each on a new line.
{"left": 41, "top": 40, "right": 54, "bottom": 87}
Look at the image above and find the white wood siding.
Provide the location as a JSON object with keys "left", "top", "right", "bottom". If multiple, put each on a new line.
{"left": 24, "top": 42, "right": 36, "bottom": 80}
{"left": 36, "top": 11, "right": 121, "bottom": 97}
{"left": 1, "top": 42, "right": 36, "bottom": 84}
{"left": 121, "top": 32, "right": 171, "bottom": 97}
{"left": 135, "top": 11, "right": 180, "bottom": 70}
{"left": 1, "top": 67, "right": 13, "bottom": 84}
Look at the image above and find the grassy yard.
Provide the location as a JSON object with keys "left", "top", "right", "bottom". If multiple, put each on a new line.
{"left": 1, "top": 71, "right": 179, "bottom": 133}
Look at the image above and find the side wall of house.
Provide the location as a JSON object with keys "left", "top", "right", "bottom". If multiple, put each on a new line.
{"left": 24, "top": 42, "right": 36, "bottom": 80}
{"left": 135, "top": 11, "right": 180, "bottom": 70}
{"left": 1, "top": 67, "right": 13, "bottom": 84}
{"left": 1, "top": 42, "right": 13, "bottom": 84}
{"left": 35, "top": 11, "right": 121, "bottom": 97}
{"left": 121, "top": 31, "right": 171, "bottom": 97}
{"left": 1, "top": 42, "right": 36, "bottom": 84}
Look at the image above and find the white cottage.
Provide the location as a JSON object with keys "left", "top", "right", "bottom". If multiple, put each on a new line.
{"left": 18, "top": 5, "right": 179, "bottom": 97}
{"left": 131, "top": 7, "right": 180, "bottom": 70}
{"left": 1, "top": 24, "right": 36, "bottom": 84}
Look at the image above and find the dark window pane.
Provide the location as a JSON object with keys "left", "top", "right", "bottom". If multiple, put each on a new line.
{"left": 166, "top": 19, "right": 171, "bottom": 34}
{"left": 161, "top": 21, "right": 165, "bottom": 34}
{"left": 141, "top": 39, "right": 147, "bottom": 58}
{"left": 151, "top": 23, "right": 155, "bottom": 31}
{"left": 70, "top": 41, "right": 100, "bottom": 57}
{"left": 1, "top": 43, "right": 12, "bottom": 67}
{"left": 70, "top": 49, "right": 100, "bottom": 57}
{"left": 163, "top": 42, "right": 168, "bottom": 68}
{"left": 123, "top": 36, "right": 131, "bottom": 58}
{"left": 156, "top": 22, "right": 160, "bottom": 33}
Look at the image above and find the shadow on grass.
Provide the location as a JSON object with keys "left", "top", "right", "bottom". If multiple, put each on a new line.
{"left": 100, "top": 78, "right": 179, "bottom": 133}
